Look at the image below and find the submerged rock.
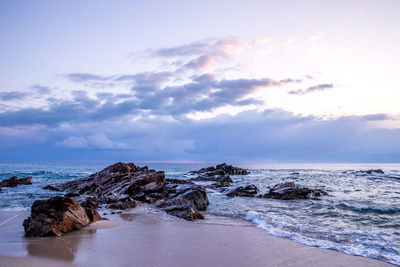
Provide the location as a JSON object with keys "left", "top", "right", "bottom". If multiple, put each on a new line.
{"left": 23, "top": 196, "right": 100, "bottom": 237}
{"left": 260, "top": 182, "right": 327, "bottom": 200}
{"left": 0, "top": 176, "right": 32, "bottom": 187}
{"left": 355, "top": 169, "right": 385, "bottom": 175}
{"left": 226, "top": 185, "right": 259, "bottom": 197}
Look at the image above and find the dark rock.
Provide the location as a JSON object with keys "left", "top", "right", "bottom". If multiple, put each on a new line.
{"left": 157, "top": 184, "right": 209, "bottom": 221}
{"left": 1, "top": 176, "right": 18, "bottom": 187}
{"left": 290, "top": 172, "right": 300, "bottom": 175}
{"left": 162, "top": 205, "right": 205, "bottom": 220}
{"left": 43, "top": 185, "right": 61, "bottom": 191}
{"left": 48, "top": 162, "right": 209, "bottom": 221}
{"left": 80, "top": 197, "right": 99, "bottom": 210}
{"left": 189, "top": 163, "right": 249, "bottom": 176}
{"left": 23, "top": 196, "right": 93, "bottom": 237}
{"left": 226, "top": 185, "right": 258, "bottom": 197}
{"left": 107, "top": 197, "right": 137, "bottom": 210}
{"left": 355, "top": 169, "right": 385, "bottom": 175}
{"left": 49, "top": 162, "right": 165, "bottom": 205}
{"left": 260, "top": 182, "right": 327, "bottom": 200}
{"left": 18, "top": 176, "right": 32, "bottom": 185}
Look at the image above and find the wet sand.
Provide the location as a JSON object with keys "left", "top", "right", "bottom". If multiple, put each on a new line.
{"left": 0, "top": 210, "right": 395, "bottom": 267}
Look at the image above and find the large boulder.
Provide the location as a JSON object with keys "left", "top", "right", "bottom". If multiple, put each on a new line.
{"left": 260, "top": 182, "right": 327, "bottom": 200}
{"left": 23, "top": 196, "right": 100, "bottom": 237}
{"left": 226, "top": 185, "right": 259, "bottom": 197}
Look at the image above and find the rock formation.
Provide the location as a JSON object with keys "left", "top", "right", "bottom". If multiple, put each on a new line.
{"left": 226, "top": 185, "right": 259, "bottom": 197}
{"left": 23, "top": 196, "right": 101, "bottom": 237}
{"left": 190, "top": 163, "right": 249, "bottom": 176}
{"left": 0, "top": 176, "right": 32, "bottom": 187}
{"left": 259, "top": 182, "right": 327, "bottom": 200}
{"left": 43, "top": 162, "right": 209, "bottom": 222}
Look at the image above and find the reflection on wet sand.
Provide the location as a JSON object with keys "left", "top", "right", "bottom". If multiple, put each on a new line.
{"left": 26, "top": 228, "right": 97, "bottom": 261}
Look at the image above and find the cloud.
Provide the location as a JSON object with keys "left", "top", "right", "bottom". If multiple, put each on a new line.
{"left": 145, "top": 37, "right": 243, "bottom": 70}
{"left": 30, "top": 85, "right": 53, "bottom": 94}
{"left": 360, "top": 114, "right": 390, "bottom": 121}
{"left": 251, "top": 35, "right": 271, "bottom": 45}
{"left": 289, "top": 83, "right": 333, "bottom": 95}
{"left": 56, "top": 133, "right": 128, "bottom": 149}
{"left": 0, "top": 91, "right": 29, "bottom": 101}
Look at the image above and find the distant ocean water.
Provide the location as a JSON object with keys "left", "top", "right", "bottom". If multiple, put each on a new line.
{"left": 0, "top": 162, "right": 399, "bottom": 265}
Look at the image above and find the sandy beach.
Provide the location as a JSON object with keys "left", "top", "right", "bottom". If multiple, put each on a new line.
{"left": 0, "top": 209, "right": 395, "bottom": 267}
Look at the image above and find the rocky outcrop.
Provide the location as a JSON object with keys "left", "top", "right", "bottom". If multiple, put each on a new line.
{"left": 0, "top": 176, "right": 32, "bottom": 187}
{"left": 43, "top": 162, "right": 210, "bottom": 221}
{"left": 157, "top": 181, "right": 209, "bottom": 221}
{"left": 355, "top": 169, "right": 385, "bottom": 175}
{"left": 23, "top": 196, "right": 101, "bottom": 237}
{"left": 47, "top": 162, "right": 166, "bottom": 204}
{"left": 260, "top": 182, "right": 327, "bottom": 200}
{"left": 226, "top": 185, "right": 259, "bottom": 197}
{"left": 190, "top": 163, "right": 249, "bottom": 176}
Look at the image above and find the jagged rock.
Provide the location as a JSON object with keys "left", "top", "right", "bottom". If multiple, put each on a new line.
{"left": 290, "top": 172, "right": 300, "bottom": 175}
{"left": 80, "top": 196, "right": 99, "bottom": 210}
{"left": 1, "top": 176, "right": 18, "bottom": 187}
{"left": 260, "top": 182, "right": 327, "bottom": 200}
{"left": 44, "top": 162, "right": 209, "bottom": 221}
{"left": 45, "top": 162, "right": 165, "bottom": 205}
{"left": 107, "top": 197, "right": 137, "bottom": 210}
{"left": 43, "top": 185, "right": 61, "bottom": 191}
{"left": 23, "top": 196, "right": 96, "bottom": 237}
{"left": 189, "top": 163, "right": 249, "bottom": 176}
{"left": 226, "top": 185, "right": 258, "bottom": 197}
{"left": 157, "top": 184, "right": 209, "bottom": 221}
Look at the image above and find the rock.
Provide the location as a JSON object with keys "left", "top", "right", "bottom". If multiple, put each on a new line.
{"left": 189, "top": 163, "right": 249, "bottom": 176}
{"left": 226, "top": 185, "right": 258, "bottom": 197}
{"left": 0, "top": 176, "right": 32, "bottom": 187}
{"left": 260, "top": 182, "right": 327, "bottom": 200}
{"left": 23, "top": 196, "right": 94, "bottom": 237}
{"left": 290, "top": 172, "right": 300, "bottom": 175}
{"left": 157, "top": 184, "right": 209, "bottom": 221}
{"left": 80, "top": 196, "right": 99, "bottom": 210}
{"left": 43, "top": 185, "right": 61, "bottom": 191}
{"left": 0, "top": 176, "right": 19, "bottom": 187}
{"left": 162, "top": 205, "right": 205, "bottom": 220}
{"left": 18, "top": 176, "right": 32, "bottom": 185}
{"left": 107, "top": 197, "right": 137, "bottom": 210}
{"left": 46, "top": 162, "right": 209, "bottom": 221}
{"left": 355, "top": 169, "right": 384, "bottom": 175}
{"left": 48, "top": 162, "right": 165, "bottom": 205}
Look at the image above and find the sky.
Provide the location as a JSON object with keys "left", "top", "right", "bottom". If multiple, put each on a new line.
{"left": 1, "top": 0, "right": 400, "bottom": 163}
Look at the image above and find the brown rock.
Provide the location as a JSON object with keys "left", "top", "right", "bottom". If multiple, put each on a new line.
{"left": 1, "top": 176, "right": 19, "bottom": 187}
{"left": 260, "top": 182, "right": 327, "bottom": 200}
{"left": 18, "top": 176, "right": 32, "bottom": 185}
{"left": 23, "top": 196, "right": 92, "bottom": 237}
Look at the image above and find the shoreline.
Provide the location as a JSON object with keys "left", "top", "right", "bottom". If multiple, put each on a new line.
{"left": 0, "top": 209, "right": 395, "bottom": 267}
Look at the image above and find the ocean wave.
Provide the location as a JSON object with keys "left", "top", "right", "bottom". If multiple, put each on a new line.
{"left": 245, "top": 210, "right": 400, "bottom": 266}
{"left": 337, "top": 202, "right": 400, "bottom": 214}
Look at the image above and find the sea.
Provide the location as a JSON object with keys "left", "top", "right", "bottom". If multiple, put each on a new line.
{"left": 0, "top": 162, "right": 399, "bottom": 266}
